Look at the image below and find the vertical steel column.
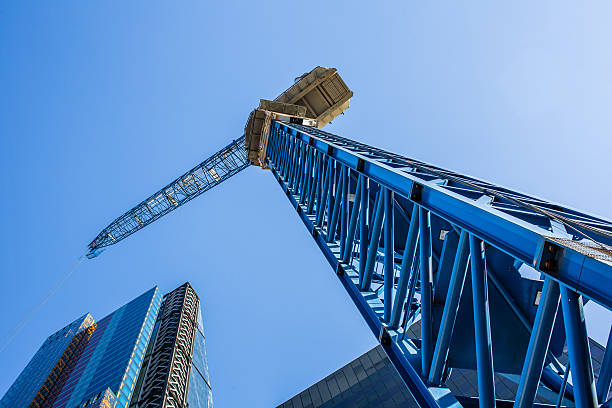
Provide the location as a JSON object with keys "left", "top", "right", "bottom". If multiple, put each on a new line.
{"left": 280, "top": 134, "right": 289, "bottom": 176}
{"left": 419, "top": 207, "right": 434, "bottom": 378}
{"left": 405, "top": 253, "right": 420, "bottom": 325}
{"left": 316, "top": 159, "right": 331, "bottom": 227}
{"left": 596, "top": 326, "right": 612, "bottom": 403}
{"left": 316, "top": 155, "right": 325, "bottom": 215}
{"left": 300, "top": 147, "right": 312, "bottom": 204}
{"left": 383, "top": 188, "right": 394, "bottom": 323}
{"left": 469, "top": 234, "right": 496, "bottom": 408}
{"left": 289, "top": 140, "right": 299, "bottom": 188}
{"left": 328, "top": 166, "right": 344, "bottom": 242}
{"left": 514, "top": 277, "right": 561, "bottom": 408}
{"left": 362, "top": 189, "right": 384, "bottom": 291}
{"left": 295, "top": 142, "right": 306, "bottom": 192}
{"left": 325, "top": 161, "right": 336, "bottom": 231}
{"left": 389, "top": 205, "right": 419, "bottom": 329}
{"left": 283, "top": 134, "right": 292, "bottom": 177}
{"left": 359, "top": 178, "right": 369, "bottom": 286}
{"left": 339, "top": 168, "right": 349, "bottom": 259}
{"left": 342, "top": 175, "right": 362, "bottom": 264}
{"left": 306, "top": 153, "right": 320, "bottom": 214}
{"left": 560, "top": 286, "right": 598, "bottom": 408}
{"left": 429, "top": 229, "right": 470, "bottom": 384}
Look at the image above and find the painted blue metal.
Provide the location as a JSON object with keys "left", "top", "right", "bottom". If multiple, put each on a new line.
{"left": 316, "top": 158, "right": 331, "bottom": 228}
{"left": 429, "top": 229, "right": 469, "bottom": 385}
{"left": 555, "top": 362, "right": 571, "bottom": 408}
{"left": 267, "top": 162, "right": 443, "bottom": 408}
{"left": 560, "top": 286, "right": 597, "bottom": 408}
{"left": 306, "top": 152, "right": 319, "bottom": 214}
{"left": 342, "top": 175, "right": 362, "bottom": 264}
{"left": 362, "top": 188, "right": 384, "bottom": 291}
{"left": 469, "top": 234, "right": 496, "bottom": 408}
{"left": 420, "top": 207, "right": 434, "bottom": 378}
{"left": 275, "top": 122, "right": 612, "bottom": 309}
{"left": 597, "top": 326, "right": 612, "bottom": 403}
{"left": 383, "top": 188, "right": 394, "bottom": 323}
{"left": 327, "top": 165, "right": 344, "bottom": 243}
{"left": 358, "top": 176, "right": 369, "bottom": 287}
{"left": 389, "top": 205, "right": 419, "bottom": 330}
{"left": 514, "top": 278, "right": 561, "bottom": 408}
{"left": 339, "top": 168, "right": 349, "bottom": 260}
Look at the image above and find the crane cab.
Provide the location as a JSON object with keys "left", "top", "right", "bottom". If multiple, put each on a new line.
{"left": 245, "top": 66, "right": 353, "bottom": 167}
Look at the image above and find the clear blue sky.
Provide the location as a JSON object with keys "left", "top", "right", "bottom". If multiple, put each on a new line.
{"left": 1, "top": 1, "right": 611, "bottom": 406}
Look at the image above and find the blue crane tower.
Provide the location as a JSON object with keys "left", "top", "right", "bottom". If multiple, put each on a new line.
{"left": 87, "top": 67, "right": 612, "bottom": 408}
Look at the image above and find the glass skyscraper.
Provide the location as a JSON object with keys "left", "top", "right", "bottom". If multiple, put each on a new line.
{"left": 129, "top": 283, "right": 213, "bottom": 408}
{"left": 50, "top": 287, "right": 162, "bottom": 408}
{"left": 1, "top": 283, "right": 212, "bottom": 408}
{"left": 0, "top": 314, "right": 95, "bottom": 408}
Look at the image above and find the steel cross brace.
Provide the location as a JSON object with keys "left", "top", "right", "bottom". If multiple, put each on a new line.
{"left": 265, "top": 121, "right": 612, "bottom": 407}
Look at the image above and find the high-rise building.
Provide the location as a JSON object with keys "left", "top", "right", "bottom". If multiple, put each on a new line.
{"left": 50, "top": 287, "right": 162, "bottom": 408}
{"left": 0, "top": 314, "right": 95, "bottom": 408}
{"left": 129, "top": 282, "right": 212, "bottom": 408}
{"left": 1, "top": 283, "right": 212, "bottom": 408}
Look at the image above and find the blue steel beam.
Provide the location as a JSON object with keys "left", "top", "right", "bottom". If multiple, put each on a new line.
{"left": 514, "top": 278, "right": 561, "bottom": 408}
{"left": 469, "top": 234, "right": 496, "bottom": 408}
{"left": 265, "top": 121, "right": 612, "bottom": 407}
{"left": 597, "top": 327, "right": 612, "bottom": 403}
{"left": 361, "top": 189, "right": 384, "bottom": 291}
{"left": 429, "top": 229, "right": 470, "bottom": 385}
{"left": 267, "top": 124, "right": 459, "bottom": 408}
{"left": 383, "top": 188, "right": 394, "bottom": 323}
{"left": 560, "top": 287, "right": 597, "bottom": 407}
{"left": 420, "top": 207, "right": 434, "bottom": 379}
{"left": 389, "top": 205, "right": 419, "bottom": 330}
{"left": 358, "top": 175, "right": 369, "bottom": 286}
{"left": 342, "top": 174, "right": 362, "bottom": 263}
{"left": 278, "top": 123, "right": 612, "bottom": 310}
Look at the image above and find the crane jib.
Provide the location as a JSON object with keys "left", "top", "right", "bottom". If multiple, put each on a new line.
{"left": 86, "top": 136, "right": 250, "bottom": 258}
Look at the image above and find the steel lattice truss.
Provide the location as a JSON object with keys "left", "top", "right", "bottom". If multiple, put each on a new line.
{"left": 87, "top": 137, "right": 249, "bottom": 255}
{"left": 266, "top": 121, "right": 612, "bottom": 408}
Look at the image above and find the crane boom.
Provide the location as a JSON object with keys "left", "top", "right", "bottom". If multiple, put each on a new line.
{"left": 87, "top": 136, "right": 249, "bottom": 257}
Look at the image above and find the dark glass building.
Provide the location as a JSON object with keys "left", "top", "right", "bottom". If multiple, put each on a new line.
{"left": 279, "top": 337, "right": 611, "bottom": 408}
{"left": 129, "top": 283, "right": 213, "bottom": 408}
{"left": 1, "top": 283, "right": 212, "bottom": 408}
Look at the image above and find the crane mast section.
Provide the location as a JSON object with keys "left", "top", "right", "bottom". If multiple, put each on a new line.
{"left": 271, "top": 122, "right": 612, "bottom": 308}
{"left": 87, "top": 137, "right": 249, "bottom": 256}
{"left": 266, "top": 121, "right": 612, "bottom": 407}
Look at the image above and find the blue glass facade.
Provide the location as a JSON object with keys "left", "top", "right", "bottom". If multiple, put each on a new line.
{"left": 187, "top": 308, "right": 213, "bottom": 408}
{"left": 2, "top": 284, "right": 214, "bottom": 408}
{"left": 0, "top": 314, "right": 94, "bottom": 408}
{"left": 51, "top": 287, "right": 161, "bottom": 408}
